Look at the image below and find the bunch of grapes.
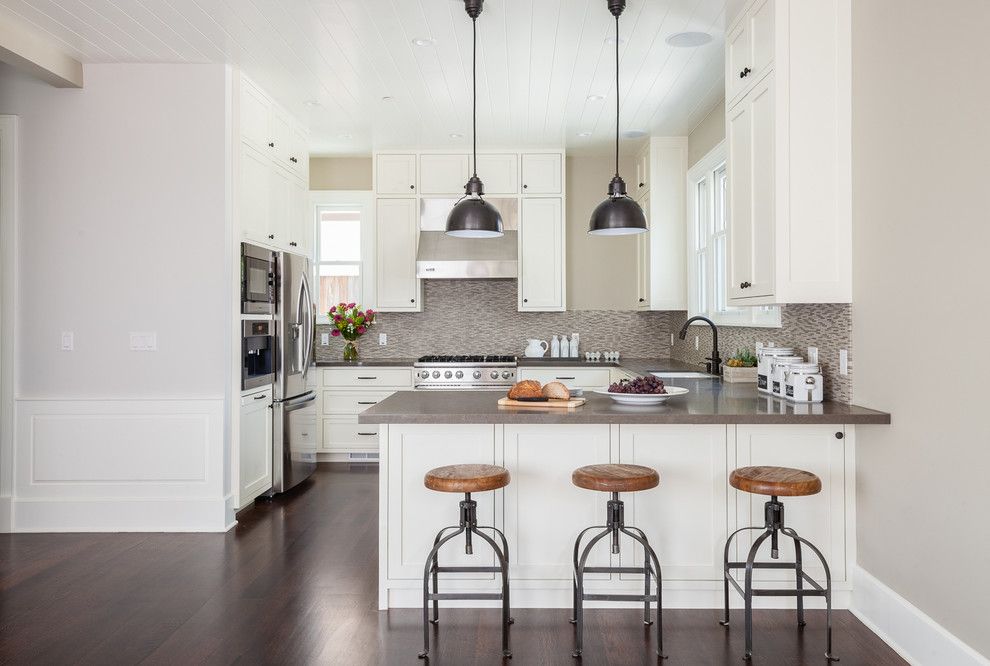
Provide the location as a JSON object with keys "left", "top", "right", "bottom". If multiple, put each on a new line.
{"left": 607, "top": 376, "right": 667, "bottom": 395}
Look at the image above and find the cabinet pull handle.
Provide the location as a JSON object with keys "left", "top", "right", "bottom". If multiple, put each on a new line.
{"left": 289, "top": 241, "right": 297, "bottom": 247}
{"left": 739, "top": 67, "right": 752, "bottom": 78}
{"left": 740, "top": 281, "right": 752, "bottom": 289}
{"left": 357, "top": 401, "right": 378, "bottom": 405}
{"left": 555, "top": 376, "right": 576, "bottom": 380}
{"left": 357, "top": 432, "right": 377, "bottom": 436}
{"left": 357, "top": 376, "right": 378, "bottom": 380}
{"left": 253, "top": 394, "right": 268, "bottom": 400}
{"left": 290, "top": 157, "right": 298, "bottom": 163}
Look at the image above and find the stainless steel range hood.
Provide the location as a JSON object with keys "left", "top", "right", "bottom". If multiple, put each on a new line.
{"left": 416, "top": 197, "right": 518, "bottom": 279}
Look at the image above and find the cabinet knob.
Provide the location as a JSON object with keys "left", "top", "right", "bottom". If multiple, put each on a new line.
{"left": 289, "top": 241, "right": 297, "bottom": 247}
{"left": 410, "top": 298, "right": 415, "bottom": 303}
{"left": 835, "top": 431, "right": 844, "bottom": 440}
{"left": 523, "top": 298, "right": 528, "bottom": 303}
{"left": 523, "top": 184, "right": 528, "bottom": 189}
{"left": 409, "top": 185, "right": 415, "bottom": 190}
{"left": 739, "top": 67, "right": 752, "bottom": 78}
{"left": 638, "top": 297, "right": 645, "bottom": 303}
{"left": 268, "top": 234, "right": 275, "bottom": 240}
{"left": 268, "top": 141, "right": 275, "bottom": 148}
{"left": 639, "top": 182, "right": 645, "bottom": 188}
{"left": 740, "top": 281, "right": 751, "bottom": 289}
{"left": 290, "top": 157, "right": 298, "bottom": 163}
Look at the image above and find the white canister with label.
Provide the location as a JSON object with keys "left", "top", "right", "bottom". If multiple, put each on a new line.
{"left": 770, "top": 356, "right": 804, "bottom": 397}
{"left": 785, "top": 363, "right": 824, "bottom": 403}
{"left": 756, "top": 347, "right": 795, "bottom": 393}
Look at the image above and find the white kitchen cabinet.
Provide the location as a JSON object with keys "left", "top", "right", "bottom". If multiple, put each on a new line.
{"left": 636, "top": 193, "right": 650, "bottom": 310}
{"left": 239, "top": 387, "right": 273, "bottom": 509}
{"left": 517, "top": 367, "right": 610, "bottom": 389}
{"left": 240, "top": 145, "right": 272, "bottom": 243}
{"left": 733, "top": 424, "right": 848, "bottom": 583}
{"left": 503, "top": 425, "right": 612, "bottom": 580}
{"left": 725, "top": 0, "right": 851, "bottom": 305}
{"left": 635, "top": 143, "right": 650, "bottom": 196}
{"left": 376, "top": 198, "right": 421, "bottom": 311}
{"left": 521, "top": 153, "right": 562, "bottom": 194}
{"left": 268, "top": 165, "right": 291, "bottom": 249}
{"left": 474, "top": 154, "right": 519, "bottom": 195}
{"left": 518, "top": 197, "right": 565, "bottom": 311}
{"left": 637, "top": 137, "right": 688, "bottom": 311}
{"left": 419, "top": 154, "right": 470, "bottom": 195}
{"left": 240, "top": 78, "right": 273, "bottom": 156}
{"left": 271, "top": 107, "right": 292, "bottom": 168}
{"left": 385, "top": 424, "right": 499, "bottom": 580}
{"left": 323, "top": 367, "right": 413, "bottom": 389}
{"left": 376, "top": 154, "right": 418, "bottom": 194}
{"left": 288, "top": 178, "right": 310, "bottom": 255}
{"left": 618, "top": 425, "right": 730, "bottom": 581}
{"left": 319, "top": 367, "right": 413, "bottom": 456}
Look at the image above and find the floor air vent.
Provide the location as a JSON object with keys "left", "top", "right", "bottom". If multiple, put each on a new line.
{"left": 348, "top": 452, "right": 379, "bottom": 461}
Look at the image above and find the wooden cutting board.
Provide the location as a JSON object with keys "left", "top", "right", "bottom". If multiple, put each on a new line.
{"left": 497, "top": 397, "right": 586, "bottom": 409}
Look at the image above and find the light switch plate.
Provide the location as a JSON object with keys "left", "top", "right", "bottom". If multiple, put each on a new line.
{"left": 320, "top": 333, "right": 329, "bottom": 345}
{"left": 839, "top": 349, "right": 848, "bottom": 375}
{"left": 694, "top": 335, "right": 699, "bottom": 350}
{"left": 60, "top": 331, "right": 73, "bottom": 351}
{"left": 379, "top": 333, "right": 387, "bottom": 346}
{"left": 129, "top": 332, "right": 157, "bottom": 351}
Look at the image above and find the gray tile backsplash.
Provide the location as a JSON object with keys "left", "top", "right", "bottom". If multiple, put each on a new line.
{"left": 314, "top": 279, "right": 852, "bottom": 402}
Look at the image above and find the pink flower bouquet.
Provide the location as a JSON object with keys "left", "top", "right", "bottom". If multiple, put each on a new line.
{"left": 329, "top": 302, "right": 376, "bottom": 361}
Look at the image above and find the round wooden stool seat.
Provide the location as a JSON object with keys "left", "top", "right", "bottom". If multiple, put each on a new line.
{"left": 729, "top": 466, "right": 821, "bottom": 497}
{"left": 572, "top": 464, "right": 659, "bottom": 493}
{"left": 424, "top": 464, "right": 510, "bottom": 493}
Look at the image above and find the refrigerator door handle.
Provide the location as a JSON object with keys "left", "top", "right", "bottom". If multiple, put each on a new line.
{"left": 299, "top": 270, "right": 314, "bottom": 378}
{"left": 281, "top": 391, "right": 317, "bottom": 408}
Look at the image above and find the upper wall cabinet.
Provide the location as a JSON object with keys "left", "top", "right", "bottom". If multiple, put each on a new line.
{"left": 519, "top": 197, "right": 565, "bottom": 311}
{"left": 725, "top": 0, "right": 851, "bottom": 305}
{"left": 475, "top": 154, "right": 519, "bottom": 195}
{"left": 376, "top": 154, "right": 418, "bottom": 194}
{"left": 376, "top": 198, "right": 421, "bottom": 312}
{"left": 638, "top": 137, "right": 688, "bottom": 311}
{"left": 521, "top": 153, "right": 562, "bottom": 194}
{"left": 635, "top": 143, "right": 650, "bottom": 197}
{"left": 419, "top": 154, "right": 471, "bottom": 195}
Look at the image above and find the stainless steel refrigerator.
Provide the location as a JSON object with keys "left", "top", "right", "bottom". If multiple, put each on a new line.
{"left": 272, "top": 250, "right": 317, "bottom": 493}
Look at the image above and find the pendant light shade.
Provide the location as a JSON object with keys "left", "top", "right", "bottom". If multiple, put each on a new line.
{"left": 446, "top": 0, "right": 503, "bottom": 238}
{"left": 589, "top": 0, "right": 647, "bottom": 236}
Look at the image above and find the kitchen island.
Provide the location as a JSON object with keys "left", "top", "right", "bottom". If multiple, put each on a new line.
{"left": 361, "top": 379, "right": 889, "bottom": 610}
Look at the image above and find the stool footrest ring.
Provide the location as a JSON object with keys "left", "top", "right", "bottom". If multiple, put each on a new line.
{"left": 428, "top": 592, "right": 503, "bottom": 601}
{"left": 581, "top": 593, "right": 659, "bottom": 603}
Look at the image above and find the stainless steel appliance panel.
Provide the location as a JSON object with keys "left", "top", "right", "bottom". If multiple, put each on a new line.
{"left": 275, "top": 251, "right": 314, "bottom": 401}
{"left": 272, "top": 391, "right": 317, "bottom": 493}
{"left": 241, "top": 243, "right": 275, "bottom": 314}
{"left": 241, "top": 319, "right": 274, "bottom": 390}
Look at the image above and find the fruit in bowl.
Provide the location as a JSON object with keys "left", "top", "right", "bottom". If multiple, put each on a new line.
{"left": 608, "top": 375, "right": 667, "bottom": 395}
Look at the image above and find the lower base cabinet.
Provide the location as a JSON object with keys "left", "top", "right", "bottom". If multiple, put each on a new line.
{"left": 239, "top": 387, "right": 273, "bottom": 509}
{"left": 319, "top": 367, "right": 413, "bottom": 455}
{"left": 380, "top": 422, "right": 853, "bottom": 607}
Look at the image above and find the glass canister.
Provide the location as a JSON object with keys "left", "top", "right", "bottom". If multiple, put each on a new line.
{"left": 785, "top": 362, "right": 824, "bottom": 403}
{"left": 771, "top": 355, "right": 805, "bottom": 397}
{"left": 756, "top": 347, "right": 795, "bottom": 393}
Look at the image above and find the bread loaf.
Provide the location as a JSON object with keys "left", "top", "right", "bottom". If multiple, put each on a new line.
{"left": 542, "top": 381, "right": 571, "bottom": 400}
{"left": 507, "top": 380, "right": 543, "bottom": 400}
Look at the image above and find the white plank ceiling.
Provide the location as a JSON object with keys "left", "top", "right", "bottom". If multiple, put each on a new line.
{"left": 0, "top": 0, "right": 726, "bottom": 156}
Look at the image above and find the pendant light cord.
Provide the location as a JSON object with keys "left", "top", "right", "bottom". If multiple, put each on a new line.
{"left": 614, "top": 14, "right": 620, "bottom": 179}
{"left": 472, "top": 17, "right": 478, "bottom": 178}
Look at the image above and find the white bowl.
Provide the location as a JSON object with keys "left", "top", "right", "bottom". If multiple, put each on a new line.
{"left": 594, "top": 386, "right": 690, "bottom": 405}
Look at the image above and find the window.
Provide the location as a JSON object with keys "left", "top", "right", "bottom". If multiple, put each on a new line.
{"left": 687, "top": 142, "right": 780, "bottom": 328}
{"left": 312, "top": 192, "right": 375, "bottom": 322}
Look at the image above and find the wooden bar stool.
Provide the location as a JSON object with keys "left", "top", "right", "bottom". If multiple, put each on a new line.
{"left": 418, "top": 464, "right": 513, "bottom": 660}
{"left": 569, "top": 464, "right": 666, "bottom": 660}
{"left": 720, "top": 466, "right": 838, "bottom": 661}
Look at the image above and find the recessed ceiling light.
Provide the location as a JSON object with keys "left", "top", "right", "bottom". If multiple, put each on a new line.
{"left": 412, "top": 37, "right": 436, "bottom": 47}
{"left": 381, "top": 95, "right": 394, "bottom": 101}
{"left": 621, "top": 129, "right": 647, "bottom": 139}
{"left": 449, "top": 132, "right": 464, "bottom": 139}
{"left": 666, "top": 31, "right": 713, "bottom": 48}
{"left": 577, "top": 131, "right": 592, "bottom": 137}
{"left": 338, "top": 133, "right": 353, "bottom": 139}
{"left": 586, "top": 94, "right": 604, "bottom": 101}
{"left": 605, "top": 36, "right": 625, "bottom": 45}
{"left": 303, "top": 99, "right": 321, "bottom": 108}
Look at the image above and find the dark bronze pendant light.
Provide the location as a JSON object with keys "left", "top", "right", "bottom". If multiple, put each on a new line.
{"left": 446, "top": 0, "right": 504, "bottom": 238}
{"left": 589, "top": 0, "right": 648, "bottom": 236}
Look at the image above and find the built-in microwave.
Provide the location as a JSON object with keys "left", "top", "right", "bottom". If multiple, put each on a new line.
{"left": 241, "top": 243, "right": 275, "bottom": 314}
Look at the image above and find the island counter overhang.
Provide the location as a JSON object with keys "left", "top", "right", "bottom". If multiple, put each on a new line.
{"left": 365, "top": 386, "right": 889, "bottom": 611}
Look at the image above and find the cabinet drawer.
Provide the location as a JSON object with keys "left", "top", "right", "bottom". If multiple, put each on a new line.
{"left": 322, "top": 390, "right": 394, "bottom": 415}
{"left": 517, "top": 367, "right": 611, "bottom": 388}
{"left": 323, "top": 421, "right": 379, "bottom": 450}
{"left": 323, "top": 367, "right": 412, "bottom": 389}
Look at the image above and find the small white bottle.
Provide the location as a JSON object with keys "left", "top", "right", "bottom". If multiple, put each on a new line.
{"left": 551, "top": 335, "right": 561, "bottom": 358}
{"left": 570, "top": 333, "right": 580, "bottom": 358}
{"left": 560, "top": 335, "right": 570, "bottom": 357}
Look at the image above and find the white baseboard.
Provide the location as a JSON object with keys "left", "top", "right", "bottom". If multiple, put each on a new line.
{"left": 0, "top": 495, "right": 11, "bottom": 532}
{"left": 850, "top": 565, "right": 989, "bottom": 666}
{"left": 11, "top": 496, "right": 231, "bottom": 532}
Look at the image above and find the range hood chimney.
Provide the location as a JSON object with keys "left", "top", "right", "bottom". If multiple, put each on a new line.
{"left": 416, "top": 197, "right": 518, "bottom": 279}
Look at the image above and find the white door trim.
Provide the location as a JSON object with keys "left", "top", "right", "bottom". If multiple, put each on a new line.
{"left": 0, "top": 115, "right": 18, "bottom": 532}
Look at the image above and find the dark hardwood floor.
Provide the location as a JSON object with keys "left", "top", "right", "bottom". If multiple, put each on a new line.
{"left": 0, "top": 464, "right": 905, "bottom": 665}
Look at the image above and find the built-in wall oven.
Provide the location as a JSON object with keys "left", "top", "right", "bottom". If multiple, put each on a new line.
{"left": 242, "top": 320, "right": 274, "bottom": 390}
{"left": 241, "top": 242, "right": 275, "bottom": 314}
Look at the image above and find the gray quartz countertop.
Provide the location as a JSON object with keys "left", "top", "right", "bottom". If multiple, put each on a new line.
{"left": 358, "top": 381, "right": 890, "bottom": 425}
{"left": 315, "top": 358, "right": 418, "bottom": 367}
{"left": 517, "top": 357, "right": 703, "bottom": 374}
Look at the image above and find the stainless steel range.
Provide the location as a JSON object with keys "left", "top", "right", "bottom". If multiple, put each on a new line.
{"left": 414, "top": 355, "right": 517, "bottom": 390}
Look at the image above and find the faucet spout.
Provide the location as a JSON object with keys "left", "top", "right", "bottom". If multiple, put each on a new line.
{"left": 677, "top": 316, "right": 722, "bottom": 376}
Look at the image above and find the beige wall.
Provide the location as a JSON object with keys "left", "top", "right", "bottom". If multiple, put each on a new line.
{"left": 309, "top": 156, "right": 372, "bottom": 190}
{"left": 687, "top": 99, "right": 725, "bottom": 167}
{"left": 852, "top": 0, "right": 990, "bottom": 657}
{"left": 565, "top": 155, "right": 639, "bottom": 310}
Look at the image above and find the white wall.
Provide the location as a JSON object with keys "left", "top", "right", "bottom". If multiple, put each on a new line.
{"left": 309, "top": 156, "right": 372, "bottom": 190}
{"left": 687, "top": 99, "right": 725, "bottom": 167}
{"left": 851, "top": 0, "right": 990, "bottom": 659}
{"left": 0, "top": 63, "right": 231, "bottom": 531}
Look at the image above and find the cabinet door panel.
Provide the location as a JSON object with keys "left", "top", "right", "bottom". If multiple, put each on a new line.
{"left": 726, "top": 22, "right": 752, "bottom": 104}
{"left": 322, "top": 419, "right": 379, "bottom": 452}
{"left": 749, "top": 0, "right": 774, "bottom": 76}
{"left": 377, "top": 154, "right": 418, "bottom": 194}
{"left": 240, "top": 78, "right": 272, "bottom": 155}
{"left": 519, "top": 198, "right": 564, "bottom": 311}
{"left": 288, "top": 178, "right": 309, "bottom": 255}
{"left": 733, "top": 425, "right": 847, "bottom": 583}
{"left": 376, "top": 198, "right": 420, "bottom": 310}
{"left": 636, "top": 148, "right": 650, "bottom": 195}
{"left": 239, "top": 390, "right": 272, "bottom": 508}
{"left": 727, "top": 100, "right": 754, "bottom": 300}
{"left": 268, "top": 166, "right": 292, "bottom": 249}
{"left": 387, "top": 425, "right": 498, "bottom": 580}
{"left": 521, "top": 153, "right": 562, "bottom": 194}
{"left": 618, "top": 425, "right": 729, "bottom": 581}
{"left": 516, "top": 367, "right": 610, "bottom": 389}
{"left": 419, "top": 154, "right": 470, "bottom": 194}
{"left": 271, "top": 107, "right": 292, "bottom": 167}
{"left": 240, "top": 146, "right": 272, "bottom": 243}
{"left": 747, "top": 76, "right": 775, "bottom": 297}
{"left": 503, "top": 425, "right": 611, "bottom": 580}
{"left": 474, "top": 154, "right": 519, "bottom": 194}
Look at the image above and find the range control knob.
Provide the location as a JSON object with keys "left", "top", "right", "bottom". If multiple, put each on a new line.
{"left": 444, "top": 370, "right": 453, "bottom": 379}
{"left": 455, "top": 370, "right": 464, "bottom": 379}
{"left": 432, "top": 371, "right": 441, "bottom": 379}
{"left": 501, "top": 371, "right": 511, "bottom": 379}
{"left": 490, "top": 371, "right": 499, "bottom": 379}
{"left": 419, "top": 371, "right": 429, "bottom": 379}
{"left": 473, "top": 370, "right": 482, "bottom": 380}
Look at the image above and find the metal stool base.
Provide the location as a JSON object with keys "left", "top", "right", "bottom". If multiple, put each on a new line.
{"left": 721, "top": 497, "right": 839, "bottom": 662}
{"left": 417, "top": 493, "right": 513, "bottom": 660}
{"left": 571, "top": 493, "right": 666, "bottom": 660}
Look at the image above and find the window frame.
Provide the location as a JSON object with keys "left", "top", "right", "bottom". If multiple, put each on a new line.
{"left": 686, "top": 141, "right": 781, "bottom": 328}
{"left": 310, "top": 190, "right": 376, "bottom": 324}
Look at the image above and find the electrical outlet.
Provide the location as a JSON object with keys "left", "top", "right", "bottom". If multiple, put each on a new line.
{"left": 379, "top": 333, "right": 387, "bottom": 346}
{"left": 60, "top": 331, "right": 73, "bottom": 351}
{"left": 320, "top": 333, "right": 329, "bottom": 345}
{"left": 694, "top": 335, "right": 699, "bottom": 350}
{"left": 839, "top": 349, "right": 848, "bottom": 375}
{"left": 669, "top": 333, "right": 674, "bottom": 346}
{"left": 808, "top": 346, "right": 819, "bottom": 364}
{"left": 129, "top": 332, "right": 157, "bottom": 351}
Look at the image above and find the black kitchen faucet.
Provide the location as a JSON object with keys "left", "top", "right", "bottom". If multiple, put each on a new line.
{"left": 678, "top": 316, "right": 723, "bottom": 376}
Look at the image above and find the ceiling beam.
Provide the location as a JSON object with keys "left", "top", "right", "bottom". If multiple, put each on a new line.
{"left": 0, "top": 12, "right": 82, "bottom": 88}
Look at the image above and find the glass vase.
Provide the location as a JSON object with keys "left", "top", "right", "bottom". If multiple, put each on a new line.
{"left": 343, "top": 340, "right": 359, "bottom": 362}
